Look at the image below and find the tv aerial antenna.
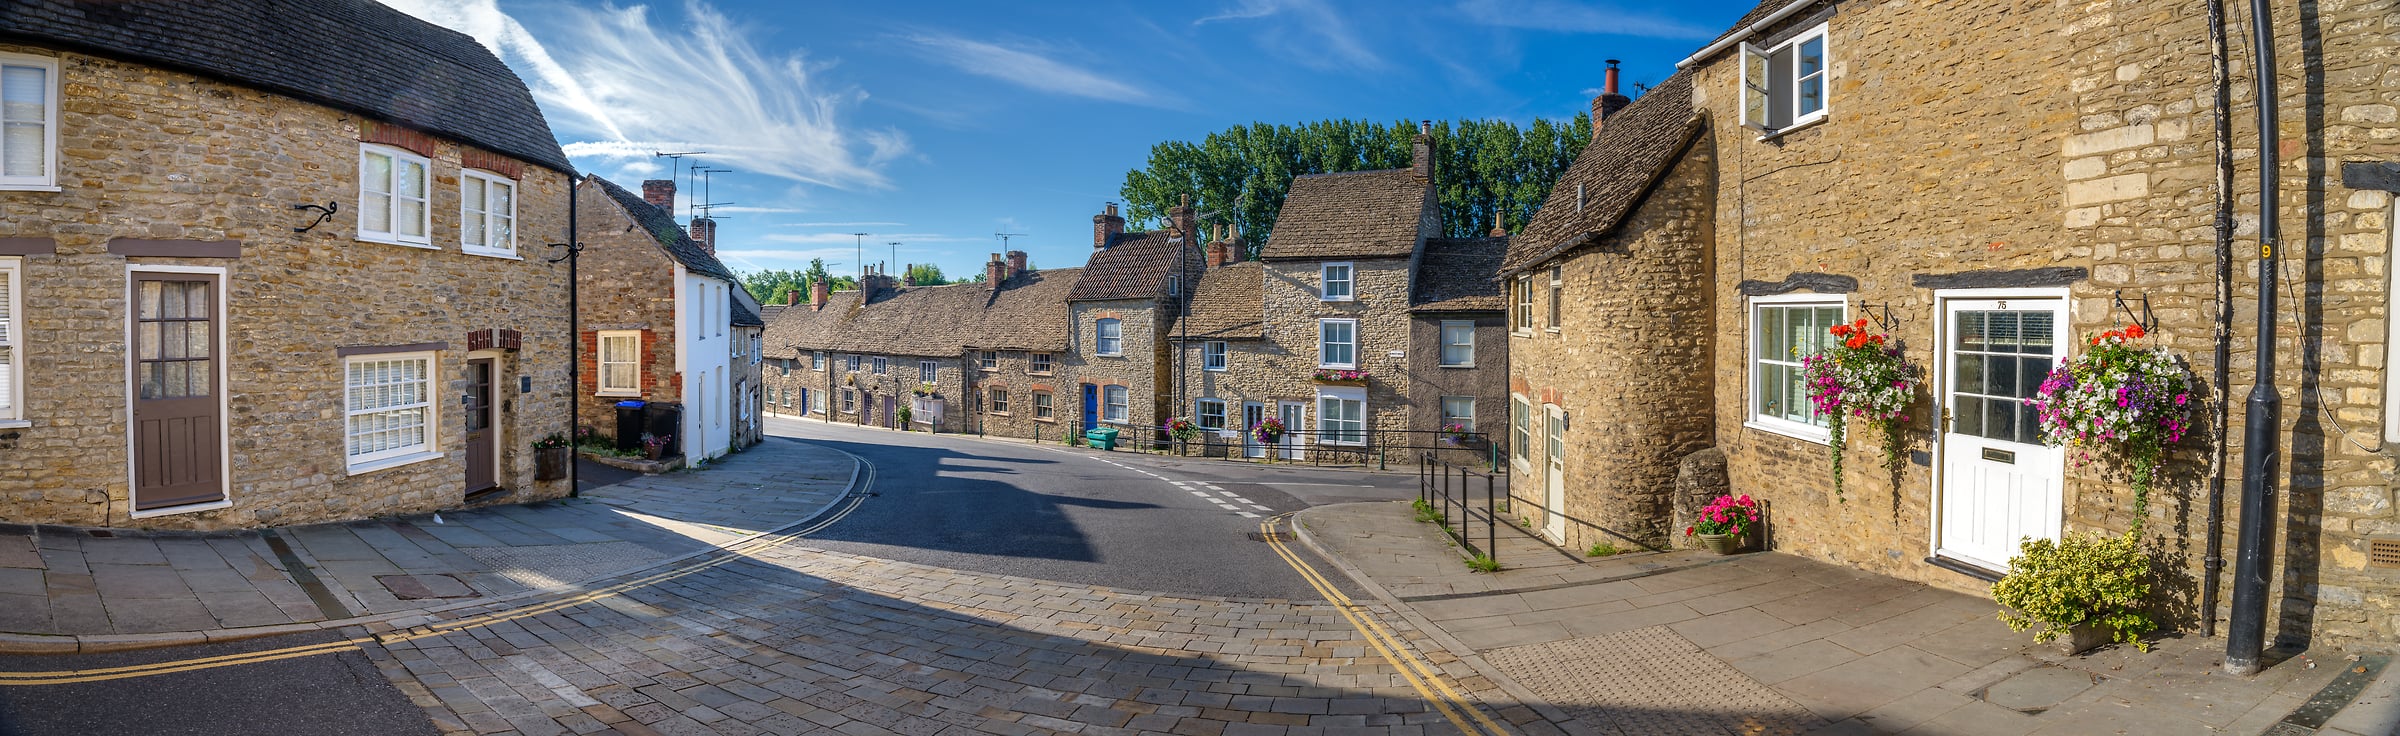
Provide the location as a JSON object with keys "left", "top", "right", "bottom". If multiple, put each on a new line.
{"left": 653, "top": 150, "right": 707, "bottom": 218}
{"left": 995, "top": 231, "right": 1028, "bottom": 249}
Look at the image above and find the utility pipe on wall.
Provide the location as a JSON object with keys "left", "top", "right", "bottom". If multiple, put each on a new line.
{"left": 2225, "top": 0, "right": 2282, "bottom": 677}
{"left": 2201, "top": 0, "right": 2236, "bottom": 641}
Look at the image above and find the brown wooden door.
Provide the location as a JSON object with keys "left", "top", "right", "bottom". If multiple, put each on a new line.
{"left": 131, "top": 274, "right": 224, "bottom": 510}
{"left": 464, "top": 358, "right": 496, "bottom": 494}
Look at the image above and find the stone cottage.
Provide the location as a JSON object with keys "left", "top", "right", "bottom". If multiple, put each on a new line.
{"left": 1170, "top": 236, "right": 1279, "bottom": 457}
{"left": 1504, "top": 0, "right": 2400, "bottom": 652}
{"left": 1248, "top": 131, "right": 1442, "bottom": 461}
{"left": 1067, "top": 202, "right": 1206, "bottom": 448}
{"left": 1409, "top": 233, "right": 1512, "bottom": 467}
{"left": 575, "top": 177, "right": 757, "bottom": 462}
{"left": 0, "top": 0, "right": 576, "bottom": 527}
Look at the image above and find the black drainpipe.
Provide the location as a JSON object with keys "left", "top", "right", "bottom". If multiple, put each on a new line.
{"left": 566, "top": 174, "right": 582, "bottom": 497}
{"left": 2225, "top": 0, "right": 2282, "bottom": 676}
{"left": 2200, "top": 0, "right": 2235, "bottom": 640}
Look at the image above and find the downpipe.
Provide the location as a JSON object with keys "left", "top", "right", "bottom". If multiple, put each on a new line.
{"left": 2225, "top": 0, "right": 2282, "bottom": 677}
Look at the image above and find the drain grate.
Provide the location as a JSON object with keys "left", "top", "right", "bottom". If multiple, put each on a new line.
{"left": 86, "top": 529, "right": 115, "bottom": 538}
{"left": 1246, "top": 532, "right": 1292, "bottom": 543}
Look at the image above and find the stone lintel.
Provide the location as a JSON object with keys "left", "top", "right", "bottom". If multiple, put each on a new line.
{"left": 1737, "top": 272, "right": 1859, "bottom": 296}
{"left": 335, "top": 342, "right": 450, "bottom": 357}
{"left": 1910, "top": 267, "right": 2089, "bottom": 290}
{"left": 0, "top": 238, "right": 56, "bottom": 256}
{"left": 2342, "top": 162, "right": 2400, "bottom": 192}
{"left": 107, "top": 239, "right": 240, "bottom": 258}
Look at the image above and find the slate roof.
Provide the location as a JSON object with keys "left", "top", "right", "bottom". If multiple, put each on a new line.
{"left": 1499, "top": 72, "right": 1703, "bottom": 276}
{"left": 1068, "top": 229, "right": 1206, "bottom": 302}
{"left": 1410, "top": 237, "right": 1509, "bottom": 313}
{"left": 1691, "top": 0, "right": 1834, "bottom": 65}
{"left": 588, "top": 176, "right": 742, "bottom": 284}
{"left": 0, "top": 0, "right": 571, "bottom": 173}
{"left": 764, "top": 269, "right": 1083, "bottom": 360}
{"left": 1257, "top": 169, "right": 1431, "bottom": 261}
{"left": 1169, "top": 262, "right": 1265, "bottom": 340}
{"left": 730, "top": 297, "right": 763, "bottom": 328}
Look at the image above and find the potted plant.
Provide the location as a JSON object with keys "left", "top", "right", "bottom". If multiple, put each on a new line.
{"left": 533, "top": 433, "right": 571, "bottom": 480}
{"left": 912, "top": 382, "right": 937, "bottom": 397}
{"left": 2025, "top": 323, "right": 2195, "bottom": 534}
{"left": 1164, "top": 417, "right": 1199, "bottom": 442}
{"left": 897, "top": 405, "right": 913, "bottom": 429}
{"left": 1801, "top": 318, "right": 1922, "bottom": 502}
{"left": 1253, "top": 417, "right": 1287, "bottom": 445}
{"left": 1440, "top": 423, "right": 1473, "bottom": 445}
{"left": 1312, "top": 369, "right": 1369, "bottom": 385}
{"left": 1993, "top": 531, "right": 2156, "bottom": 654}
{"left": 639, "top": 432, "right": 672, "bottom": 461}
{"left": 1683, "top": 493, "right": 1760, "bottom": 555}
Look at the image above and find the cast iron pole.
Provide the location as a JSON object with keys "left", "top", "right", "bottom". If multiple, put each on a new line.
{"left": 2225, "top": 0, "right": 2281, "bottom": 676}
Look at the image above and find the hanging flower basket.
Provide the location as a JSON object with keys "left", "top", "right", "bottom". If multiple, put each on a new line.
{"left": 1253, "top": 417, "right": 1287, "bottom": 445}
{"left": 1312, "top": 369, "right": 1369, "bottom": 386}
{"left": 1164, "top": 417, "right": 1200, "bottom": 442}
{"left": 1440, "top": 423, "right": 1473, "bottom": 445}
{"left": 1801, "top": 319, "right": 1922, "bottom": 502}
{"left": 2024, "top": 323, "right": 2195, "bottom": 534}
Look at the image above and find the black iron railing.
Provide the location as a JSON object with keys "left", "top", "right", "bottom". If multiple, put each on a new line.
{"left": 1420, "top": 452, "right": 1502, "bottom": 564}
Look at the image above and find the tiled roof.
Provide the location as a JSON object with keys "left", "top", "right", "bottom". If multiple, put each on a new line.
{"left": 587, "top": 176, "right": 742, "bottom": 284}
{"left": 765, "top": 269, "right": 1083, "bottom": 359}
{"left": 730, "top": 296, "right": 763, "bottom": 327}
{"left": 1068, "top": 229, "right": 1205, "bottom": 302}
{"left": 1257, "top": 169, "right": 1431, "bottom": 260}
{"left": 758, "top": 304, "right": 788, "bottom": 324}
{"left": 1500, "top": 72, "right": 1703, "bottom": 276}
{"left": 1692, "top": 0, "right": 1832, "bottom": 64}
{"left": 1410, "top": 237, "right": 1509, "bottom": 313}
{"left": 0, "top": 0, "right": 571, "bottom": 173}
{"left": 1170, "top": 262, "right": 1264, "bottom": 340}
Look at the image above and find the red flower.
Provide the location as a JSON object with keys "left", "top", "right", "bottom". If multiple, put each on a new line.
{"left": 2125, "top": 323, "right": 2145, "bottom": 339}
{"left": 1853, "top": 318, "right": 1869, "bottom": 329}
{"left": 1685, "top": 525, "right": 1695, "bottom": 536}
{"left": 1830, "top": 324, "right": 1852, "bottom": 337}
{"left": 1846, "top": 336, "right": 1866, "bottom": 349}
{"left": 1868, "top": 334, "right": 1886, "bottom": 346}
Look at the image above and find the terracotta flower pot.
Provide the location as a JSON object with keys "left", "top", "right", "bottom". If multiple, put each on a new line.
{"left": 1697, "top": 532, "right": 1746, "bottom": 555}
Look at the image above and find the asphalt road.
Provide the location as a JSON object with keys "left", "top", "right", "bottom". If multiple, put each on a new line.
{"left": 768, "top": 416, "right": 1420, "bottom": 600}
{"left": 0, "top": 631, "right": 428, "bottom": 736}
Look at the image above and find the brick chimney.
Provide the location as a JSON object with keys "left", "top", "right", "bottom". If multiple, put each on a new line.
{"left": 688, "top": 216, "right": 716, "bottom": 254}
{"left": 985, "top": 253, "right": 1007, "bottom": 287}
{"left": 785, "top": 288, "right": 803, "bottom": 306}
{"left": 1006, "top": 250, "right": 1028, "bottom": 280}
{"left": 901, "top": 264, "right": 917, "bottom": 287}
{"left": 810, "top": 277, "right": 829, "bottom": 311}
{"left": 1206, "top": 225, "right": 1229, "bottom": 268}
{"left": 860, "top": 270, "right": 897, "bottom": 302}
{"left": 1490, "top": 225, "right": 1509, "bottom": 238}
{"left": 1093, "top": 202, "right": 1125, "bottom": 250}
{"left": 1170, "top": 194, "right": 1195, "bottom": 239}
{"left": 642, "top": 179, "right": 675, "bottom": 211}
{"left": 1591, "top": 60, "right": 1632, "bottom": 141}
{"left": 1412, "top": 120, "right": 1434, "bottom": 181}
{"left": 1227, "top": 224, "right": 1248, "bottom": 264}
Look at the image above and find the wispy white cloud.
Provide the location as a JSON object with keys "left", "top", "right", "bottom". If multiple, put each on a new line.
{"left": 707, "top": 205, "right": 813, "bottom": 215}
{"left": 1194, "top": 0, "right": 1382, "bottom": 71}
{"left": 1454, "top": 0, "right": 1714, "bottom": 39}
{"left": 897, "top": 33, "right": 1159, "bottom": 105}
{"left": 782, "top": 221, "right": 908, "bottom": 228}
{"left": 382, "top": 0, "right": 907, "bottom": 190}
{"left": 759, "top": 232, "right": 982, "bottom": 245}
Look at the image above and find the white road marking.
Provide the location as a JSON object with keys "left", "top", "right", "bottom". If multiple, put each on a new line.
{"left": 1236, "top": 511, "right": 1260, "bottom": 518}
{"left": 1258, "top": 482, "right": 1376, "bottom": 487}
{"left": 1190, "top": 491, "right": 1215, "bottom": 498}
{"left": 1249, "top": 504, "right": 1271, "bottom": 511}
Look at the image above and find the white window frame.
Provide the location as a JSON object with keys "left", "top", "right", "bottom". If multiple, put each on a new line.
{"left": 1546, "top": 266, "right": 1563, "bottom": 331}
{"left": 597, "top": 330, "right": 642, "bottom": 396}
{"left": 1033, "top": 390, "right": 1055, "bottom": 420}
{"left": 919, "top": 359, "right": 938, "bottom": 383}
{"left": 1315, "top": 387, "right": 1367, "bottom": 446}
{"left": 978, "top": 350, "right": 999, "bottom": 371}
{"left": 1438, "top": 321, "right": 1475, "bottom": 367}
{"left": 1030, "top": 352, "right": 1054, "bottom": 374}
{"left": 357, "top": 143, "right": 432, "bottom": 247}
{"left": 1740, "top": 22, "right": 1832, "bottom": 136}
{"left": 1512, "top": 276, "right": 1534, "bottom": 334}
{"left": 1095, "top": 318, "right": 1123, "bottom": 357}
{"left": 1318, "top": 318, "right": 1358, "bottom": 369}
{"left": 459, "top": 169, "right": 518, "bottom": 258}
{"left": 989, "top": 387, "right": 1010, "bottom": 414}
{"left": 1511, "top": 395, "right": 1533, "bottom": 467}
{"left": 1441, "top": 396, "right": 1476, "bottom": 433}
{"left": 1197, "top": 398, "right": 1227, "bottom": 430}
{"left": 1321, "top": 262, "right": 1355, "bottom": 302}
{"left": 813, "top": 352, "right": 827, "bottom": 371}
{"left": 1203, "top": 341, "right": 1228, "bottom": 371}
{"left": 0, "top": 259, "right": 20, "bottom": 424}
{"left": 872, "top": 356, "right": 888, "bottom": 375}
{"left": 343, "top": 351, "right": 440, "bottom": 474}
{"left": 1746, "top": 294, "right": 1848, "bottom": 443}
{"left": 1103, "top": 385, "right": 1129, "bottom": 423}
{"left": 0, "top": 52, "right": 61, "bottom": 191}
{"left": 841, "top": 388, "right": 856, "bottom": 412}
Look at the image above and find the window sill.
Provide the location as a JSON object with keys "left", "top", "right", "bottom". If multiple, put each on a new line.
{"left": 0, "top": 419, "right": 29, "bottom": 430}
{"left": 597, "top": 390, "right": 641, "bottom": 398}
{"left": 1096, "top": 354, "right": 1124, "bottom": 359}
{"left": 0, "top": 184, "right": 61, "bottom": 193}
{"left": 1744, "top": 419, "right": 1832, "bottom": 446}
{"left": 346, "top": 450, "right": 443, "bottom": 477}
{"left": 358, "top": 235, "right": 437, "bottom": 250}
{"left": 462, "top": 248, "right": 522, "bottom": 260}
{"left": 1439, "top": 363, "right": 1475, "bottom": 369}
{"left": 1027, "top": 371, "right": 1054, "bottom": 377}
{"left": 1322, "top": 297, "right": 1355, "bottom": 303}
{"left": 989, "top": 411, "right": 1012, "bottom": 417}
{"left": 1034, "top": 416, "right": 1057, "bottom": 423}
{"left": 1204, "top": 367, "right": 1227, "bottom": 372}
{"left": 1544, "top": 328, "right": 1561, "bottom": 334}
{"left": 130, "top": 498, "right": 233, "bottom": 519}
{"left": 1757, "top": 114, "right": 1829, "bottom": 141}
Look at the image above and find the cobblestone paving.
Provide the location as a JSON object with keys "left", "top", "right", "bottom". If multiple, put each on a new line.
{"left": 1482, "top": 626, "right": 1821, "bottom": 736}
{"left": 365, "top": 541, "right": 1549, "bottom": 736}
{"left": 461, "top": 543, "right": 672, "bottom": 590}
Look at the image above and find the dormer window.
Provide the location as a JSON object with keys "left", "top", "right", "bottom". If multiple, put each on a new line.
{"left": 1741, "top": 23, "right": 1830, "bottom": 134}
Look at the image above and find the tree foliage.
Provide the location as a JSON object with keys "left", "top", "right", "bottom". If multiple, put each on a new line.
{"left": 1119, "top": 116, "right": 1592, "bottom": 253}
{"left": 742, "top": 258, "right": 855, "bottom": 305}
{"left": 904, "top": 263, "right": 948, "bottom": 285}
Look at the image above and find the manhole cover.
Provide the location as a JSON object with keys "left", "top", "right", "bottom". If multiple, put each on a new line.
{"left": 378, "top": 574, "right": 478, "bottom": 600}
{"left": 1247, "top": 532, "right": 1292, "bottom": 543}
{"left": 1979, "top": 664, "right": 2101, "bottom": 714}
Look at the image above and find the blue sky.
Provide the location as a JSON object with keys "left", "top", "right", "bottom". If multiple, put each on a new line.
{"left": 384, "top": 0, "right": 1758, "bottom": 282}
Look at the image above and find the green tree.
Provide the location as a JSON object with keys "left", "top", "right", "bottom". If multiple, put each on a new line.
{"left": 1119, "top": 115, "right": 1592, "bottom": 254}
{"left": 904, "top": 263, "right": 947, "bottom": 285}
{"left": 744, "top": 258, "right": 854, "bottom": 304}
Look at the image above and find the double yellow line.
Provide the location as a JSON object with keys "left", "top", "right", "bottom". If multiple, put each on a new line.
{"left": 0, "top": 474, "right": 874, "bottom": 687}
{"left": 1258, "top": 515, "right": 1510, "bottom": 736}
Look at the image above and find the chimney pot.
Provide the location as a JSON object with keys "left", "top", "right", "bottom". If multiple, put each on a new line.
{"left": 1006, "top": 250, "right": 1028, "bottom": 279}
{"left": 811, "top": 277, "right": 830, "bottom": 310}
{"left": 1094, "top": 202, "right": 1125, "bottom": 250}
{"left": 1490, "top": 225, "right": 1509, "bottom": 237}
{"left": 986, "top": 255, "right": 1007, "bottom": 288}
{"left": 641, "top": 179, "right": 676, "bottom": 212}
{"left": 1411, "top": 123, "right": 1435, "bottom": 182}
{"left": 1591, "top": 59, "right": 1632, "bottom": 141}
{"left": 689, "top": 216, "right": 717, "bottom": 255}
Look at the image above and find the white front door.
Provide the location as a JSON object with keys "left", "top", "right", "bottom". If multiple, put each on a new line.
{"left": 1243, "top": 403, "right": 1266, "bottom": 458}
{"left": 1935, "top": 295, "right": 2069, "bottom": 572}
{"left": 1277, "top": 401, "right": 1305, "bottom": 460}
{"left": 1544, "top": 404, "right": 1567, "bottom": 542}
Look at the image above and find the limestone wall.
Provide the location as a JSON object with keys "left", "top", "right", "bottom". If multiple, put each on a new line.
{"left": 1071, "top": 300, "right": 1166, "bottom": 445}
{"left": 968, "top": 349, "right": 1074, "bottom": 443}
{"left": 573, "top": 187, "right": 680, "bottom": 440}
{"left": 1257, "top": 257, "right": 1417, "bottom": 453}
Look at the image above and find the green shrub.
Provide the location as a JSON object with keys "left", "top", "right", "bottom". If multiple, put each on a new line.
{"left": 1587, "top": 542, "right": 1620, "bottom": 557}
{"left": 1410, "top": 499, "right": 1444, "bottom": 524}
{"left": 1992, "top": 532, "right": 2155, "bottom": 651}
{"left": 1465, "top": 554, "right": 1501, "bottom": 573}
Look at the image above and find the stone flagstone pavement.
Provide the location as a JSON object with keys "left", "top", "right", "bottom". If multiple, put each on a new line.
{"left": 0, "top": 436, "right": 854, "bottom": 650}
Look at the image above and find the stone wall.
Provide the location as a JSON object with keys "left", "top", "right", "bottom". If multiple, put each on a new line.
{"left": 1176, "top": 338, "right": 1290, "bottom": 457}
{"left": 825, "top": 351, "right": 969, "bottom": 434}
{"left": 968, "top": 349, "right": 1075, "bottom": 444}
{"left": 1410, "top": 313, "right": 1509, "bottom": 468}
{"left": 0, "top": 46, "right": 574, "bottom": 528}
{"left": 1508, "top": 139, "right": 1719, "bottom": 550}
{"left": 761, "top": 351, "right": 835, "bottom": 422}
{"left": 732, "top": 325, "right": 762, "bottom": 448}
{"left": 1071, "top": 300, "right": 1166, "bottom": 446}
{"left": 1257, "top": 257, "right": 1417, "bottom": 454}
{"left": 572, "top": 187, "right": 680, "bottom": 441}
